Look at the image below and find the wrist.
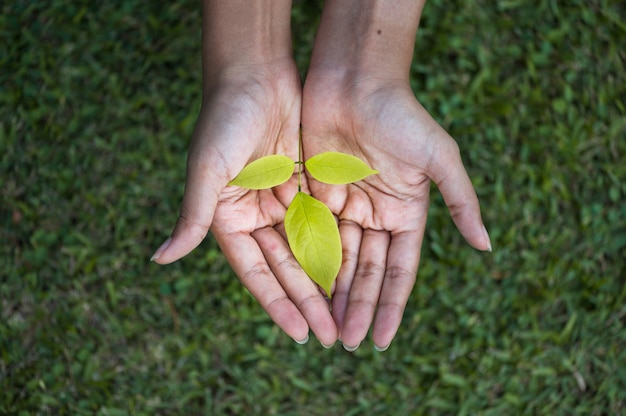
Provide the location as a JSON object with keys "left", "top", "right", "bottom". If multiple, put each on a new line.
{"left": 307, "top": 0, "right": 425, "bottom": 82}
{"left": 201, "top": 0, "right": 294, "bottom": 85}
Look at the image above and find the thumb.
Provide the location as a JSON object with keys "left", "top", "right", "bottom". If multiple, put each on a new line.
{"left": 428, "top": 134, "right": 492, "bottom": 252}
{"left": 151, "top": 146, "right": 232, "bottom": 264}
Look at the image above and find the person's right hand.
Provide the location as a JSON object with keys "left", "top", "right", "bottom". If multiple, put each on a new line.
{"left": 151, "top": 59, "right": 338, "bottom": 347}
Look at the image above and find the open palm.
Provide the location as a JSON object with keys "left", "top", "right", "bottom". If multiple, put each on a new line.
{"left": 153, "top": 62, "right": 337, "bottom": 346}
{"left": 302, "top": 76, "right": 491, "bottom": 350}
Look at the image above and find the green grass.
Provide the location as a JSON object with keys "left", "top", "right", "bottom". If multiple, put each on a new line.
{"left": 2, "top": 0, "right": 625, "bottom": 414}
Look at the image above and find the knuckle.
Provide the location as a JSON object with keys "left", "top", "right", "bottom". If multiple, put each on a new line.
{"left": 264, "top": 294, "right": 291, "bottom": 313}
{"left": 348, "top": 297, "right": 377, "bottom": 310}
{"left": 241, "top": 263, "right": 289, "bottom": 311}
{"left": 384, "top": 265, "right": 416, "bottom": 282}
{"left": 341, "top": 246, "right": 359, "bottom": 266}
{"left": 447, "top": 204, "right": 469, "bottom": 220}
{"left": 297, "top": 293, "right": 327, "bottom": 311}
{"left": 275, "top": 257, "right": 303, "bottom": 274}
{"left": 177, "top": 209, "right": 211, "bottom": 239}
{"left": 241, "top": 262, "right": 273, "bottom": 282}
{"left": 355, "top": 261, "right": 386, "bottom": 280}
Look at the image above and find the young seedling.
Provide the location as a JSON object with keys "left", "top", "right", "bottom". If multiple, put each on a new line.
{"left": 228, "top": 148, "right": 377, "bottom": 298}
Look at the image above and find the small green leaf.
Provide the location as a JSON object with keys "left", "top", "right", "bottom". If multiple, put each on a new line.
{"left": 285, "top": 192, "right": 341, "bottom": 298}
{"left": 228, "top": 155, "right": 295, "bottom": 189}
{"left": 305, "top": 152, "right": 378, "bottom": 185}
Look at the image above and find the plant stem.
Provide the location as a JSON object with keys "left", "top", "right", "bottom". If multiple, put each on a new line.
{"left": 297, "top": 127, "right": 303, "bottom": 192}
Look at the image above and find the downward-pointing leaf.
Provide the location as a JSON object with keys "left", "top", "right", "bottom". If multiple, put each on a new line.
{"left": 228, "top": 155, "right": 295, "bottom": 189}
{"left": 305, "top": 152, "right": 378, "bottom": 185}
{"left": 285, "top": 192, "right": 341, "bottom": 298}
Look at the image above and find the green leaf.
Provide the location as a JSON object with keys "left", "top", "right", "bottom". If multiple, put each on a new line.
{"left": 285, "top": 192, "right": 341, "bottom": 298}
{"left": 305, "top": 152, "right": 378, "bottom": 185}
{"left": 228, "top": 155, "right": 295, "bottom": 189}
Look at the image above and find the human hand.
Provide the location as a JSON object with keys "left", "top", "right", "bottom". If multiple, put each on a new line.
{"left": 151, "top": 60, "right": 338, "bottom": 346}
{"left": 302, "top": 73, "right": 491, "bottom": 351}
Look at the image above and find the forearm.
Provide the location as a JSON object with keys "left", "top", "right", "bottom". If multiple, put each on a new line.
{"left": 309, "top": 0, "right": 426, "bottom": 80}
{"left": 202, "top": 0, "right": 294, "bottom": 87}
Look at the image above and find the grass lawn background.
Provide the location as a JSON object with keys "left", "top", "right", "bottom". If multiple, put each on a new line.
{"left": 2, "top": 0, "right": 625, "bottom": 414}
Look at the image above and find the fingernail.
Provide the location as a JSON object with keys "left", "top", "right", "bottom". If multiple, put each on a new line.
{"left": 482, "top": 225, "right": 492, "bottom": 252}
{"left": 343, "top": 342, "right": 360, "bottom": 352}
{"left": 294, "top": 335, "right": 309, "bottom": 345}
{"left": 321, "top": 342, "right": 335, "bottom": 349}
{"left": 150, "top": 237, "right": 172, "bottom": 262}
{"left": 374, "top": 343, "right": 390, "bottom": 352}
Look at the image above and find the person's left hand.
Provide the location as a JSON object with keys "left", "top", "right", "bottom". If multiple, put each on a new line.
{"left": 301, "top": 72, "right": 491, "bottom": 351}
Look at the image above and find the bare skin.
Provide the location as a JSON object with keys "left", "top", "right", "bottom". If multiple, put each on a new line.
{"left": 302, "top": 0, "right": 491, "bottom": 350}
{"left": 151, "top": 0, "right": 337, "bottom": 346}
{"left": 152, "top": 0, "right": 490, "bottom": 351}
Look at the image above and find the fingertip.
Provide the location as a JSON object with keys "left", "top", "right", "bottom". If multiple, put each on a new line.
{"left": 342, "top": 342, "right": 360, "bottom": 352}
{"left": 312, "top": 322, "right": 339, "bottom": 349}
{"left": 263, "top": 298, "right": 311, "bottom": 342}
{"left": 463, "top": 222, "right": 493, "bottom": 252}
{"left": 374, "top": 342, "right": 391, "bottom": 352}
{"left": 150, "top": 234, "right": 202, "bottom": 264}
{"left": 294, "top": 334, "right": 310, "bottom": 345}
{"left": 429, "top": 137, "right": 491, "bottom": 252}
{"left": 293, "top": 292, "right": 338, "bottom": 348}
{"left": 483, "top": 224, "right": 493, "bottom": 252}
{"left": 150, "top": 237, "right": 172, "bottom": 263}
{"left": 338, "top": 325, "right": 367, "bottom": 351}
{"left": 372, "top": 311, "right": 401, "bottom": 353}
{"left": 276, "top": 309, "right": 310, "bottom": 343}
{"left": 153, "top": 215, "right": 212, "bottom": 264}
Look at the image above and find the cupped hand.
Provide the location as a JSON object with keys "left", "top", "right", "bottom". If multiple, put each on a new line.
{"left": 152, "top": 61, "right": 337, "bottom": 346}
{"left": 302, "top": 74, "right": 491, "bottom": 351}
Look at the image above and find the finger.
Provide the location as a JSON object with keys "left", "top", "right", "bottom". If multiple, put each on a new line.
{"left": 371, "top": 229, "right": 423, "bottom": 351}
{"left": 150, "top": 137, "right": 235, "bottom": 264}
{"left": 215, "top": 230, "right": 311, "bottom": 343}
{"left": 340, "top": 229, "right": 390, "bottom": 351}
{"left": 151, "top": 184, "right": 224, "bottom": 265}
{"left": 429, "top": 136, "right": 492, "bottom": 252}
{"left": 151, "top": 101, "right": 265, "bottom": 265}
{"left": 332, "top": 220, "right": 362, "bottom": 339}
{"left": 253, "top": 227, "right": 338, "bottom": 347}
